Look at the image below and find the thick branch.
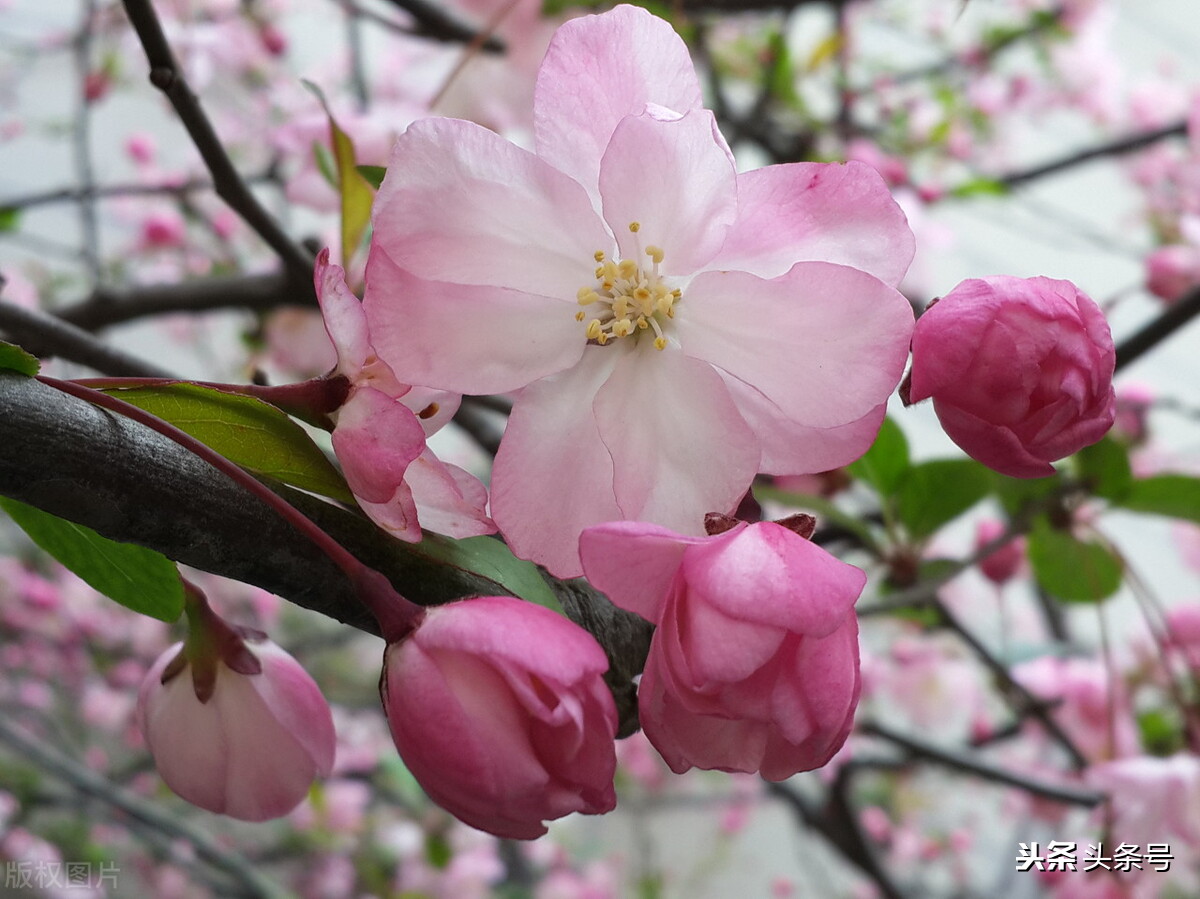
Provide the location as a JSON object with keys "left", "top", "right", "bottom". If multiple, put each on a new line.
{"left": 0, "top": 374, "right": 651, "bottom": 720}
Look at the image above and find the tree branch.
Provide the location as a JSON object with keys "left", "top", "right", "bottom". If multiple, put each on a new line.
{"left": 861, "top": 721, "right": 1103, "bottom": 807}
{"left": 0, "top": 301, "right": 172, "bottom": 378}
{"left": 1115, "top": 283, "right": 1200, "bottom": 371}
{"left": 56, "top": 271, "right": 307, "bottom": 331}
{"left": 119, "top": 0, "right": 315, "bottom": 289}
{"left": 0, "top": 374, "right": 651, "bottom": 727}
{"left": 0, "top": 715, "right": 287, "bottom": 899}
{"left": 985, "top": 120, "right": 1187, "bottom": 192}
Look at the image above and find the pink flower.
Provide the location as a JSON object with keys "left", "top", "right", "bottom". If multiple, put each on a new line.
{"left": 380, "top": 595, "right": 618, "bottom": 839}
{"left": 1086, "top": 755, "right": 1200, "bottom": 844}
{"left": 975, "top": 518, "right": 1025, "bottom": 584}
{"left": 137, "top": 637, "right": 336, "bottom": 821}
{"left": 364, "top": 5, "right": 916, "bottom": 576}
{"left": 579, "top": 519, "right": 863, "bottom": 780}
{"left": 316, "top": 250, "right": 493, "bottom": 540}
{"left": 1011, "top": 655, "right": 1137, "bottom": 761}
{"left": 908, "top": 276, "right": 1116, "bottom": 478}
{"left": 1145, "top": 244, "right": 1200, "bottom": 303}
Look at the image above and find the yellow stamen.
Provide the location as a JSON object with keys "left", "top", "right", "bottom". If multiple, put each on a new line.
{"left": 594, "top": 250, "right": 605, "bottom": 262}
{"left": 628, "top": 221, "right": 641, "bottom": 233}
{"left": 586, "top": 319, "right": 603, "bottom": 341}
{"left": 575, "top": 310, "right": 585, "bottom": 321}
{"left": 646, "top": 245, "right": 664, "bottom": 264}
{"left": 654, "top": 337, "right": 667, "bottom": 350}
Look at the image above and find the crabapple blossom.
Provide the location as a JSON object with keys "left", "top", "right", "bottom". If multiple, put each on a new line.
{"left": 380, "top": 595, "right": 618, "bottom": 839}
{"left": 1145, "top": 243, "right": 1200, "bottom": 302}
{"left": 315, "top": 249, "right": 493, "bottom": 540}
{"left": 364, "top": 4, "right": 916, "bottom": 576}
{"left": 907, "top": 276, "right": 1116, "bottom": 478}
{"left": 580, "top": 519, "right": 863, "bottom": 780}
{"left": 137, "top": 604, "right": 336, "bottom": 821}
{"left": 975, "top": 518, "right": 1025, "bottom": 584}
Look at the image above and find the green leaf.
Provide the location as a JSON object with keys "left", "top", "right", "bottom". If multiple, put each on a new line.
{"left": 356, "top": 165, "right": 386, "bottom": 190}
{"left": 847, "top": 417, "right": 909, "bottom": 496}
{"left": 0, "top": 206, "right": 20, "bottom": 232}
{"left": 1028, "top": 523, "right": 1123, "bottom": 602}
{"left": 1118, "top": 474, "right": 1200, "bottom": 526}
{"left": 895, "top": 459, "right": 993, "bottom": 538}
{"left": 1138, "top": 708, "right": 1185, "bottom": 757}
{"left": 303, "top": 80, "right": 376, "bottom": 268}
{"left": 0, "top": 497, "right": 183, "bottom": 621}
{"left": 0, "top": 341, "right": 40, "bottom": 377}
{"left": 103, "top": 383, "right": 355, "bottom": 505}
{"left": 949, "top": 177, "right": 1009, "bottom": 199}
{"left": 417, "top": 534, "right": 563, "bottom": 615}
{"left": 1074, "top": 436, "right": 1132, "bottom": 501}
{"left": 994, "top": 470, "right": 1063, "bottom": 517}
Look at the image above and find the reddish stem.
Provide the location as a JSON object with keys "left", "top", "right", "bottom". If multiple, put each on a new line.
{"left": 39, "top": 375, "right": 424, "bottom": 642}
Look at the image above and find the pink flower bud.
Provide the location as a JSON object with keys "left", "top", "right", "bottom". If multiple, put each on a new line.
{"left": 1145, "top": 244, "right": 1200, "bottom": 303}
{"left": 83, "top": 70, "right": 110, "bottom": 103}
{"left": 975, "top": 518, "right": 1024, "bottom": 584}
{"left": 580, "top": 520, "right": 864, "bottom": 781}
{"left": 908, "top": 276, "right": 1116, "bottom": 478}
{"left": 137, "top": 638, "right": 336, "bottom": 821}
{"left": 380, "top": 595, "right": 618, "bottom": 839}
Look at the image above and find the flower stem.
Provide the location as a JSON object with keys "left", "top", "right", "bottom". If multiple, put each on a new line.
{"left": 69, "top": 375, "right": 350, "bottom": 428}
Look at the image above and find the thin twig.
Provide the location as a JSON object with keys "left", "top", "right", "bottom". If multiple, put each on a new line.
{"left": 0, "top": 301, "right": 173, "bottom": 377}
{"left": 73, "top": 0, "right": 102, "bottom": 280}
{"left": 119, "top": 0, "right": 315, "bottom": 288}
{"left": 378, "top": 0, "right": 504, "bottom": 51}
{"left": 861, "top": 721, "right": 1102, "bottom": 807}
{"left": 0, "top": 716, "right": 287, "bottom": 899}
{"left": 57, "top": 271, "right": 305, "bottom": 331}
{"left": 1114, "top": 283, "right": 1200, "bottom": 371}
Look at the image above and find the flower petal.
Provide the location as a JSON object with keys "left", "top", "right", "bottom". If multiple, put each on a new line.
{"left": 599, "top": 108, "right": 737, "bottom": 274}
{"left": 314, "top": 248, "right": 370, "bottom": 375}
{"left": 579, "top": 520, "right": 711, "bottom": 624}
{"left": 676, "top": 263, "right": 913, "bottom": 429}
{"left": 371, "top": 116, "right": 610, "bottom": 299}
{"left": 332, "top": 387, "right": 426, "bottom": 505}
{"left": 403, "top": 448, "right": 495, "bottom": 539}
{"left": 364, "top": 252, "right": 585, "bottom": 395}
{"left": 720, "top": 374, "right": 889, "bottom": 474}
{"left": 707, "top": 161, "right": 916, "bottom": 286}
{"left": 534, "top": 5, "right": 703, "bottom": 204}
{"left": 592, "top": 343, "right": 759, "bottom": 533}
{"left": 681, "top": 523, "right": 865, "bottom": 637}
{"left": 490, "top": 347, "right": 624, "bottom": 577}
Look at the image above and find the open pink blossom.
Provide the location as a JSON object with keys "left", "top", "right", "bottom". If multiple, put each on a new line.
{"left": 580, "top": 519, "right": 864, "bottom": 780}
{"left": 908, "top": 276, "right": 1116, "bottom": 478}
{"left": 364, "top": 4, "right": 915, "bottom": 576}
{"left": 316, "top": 250, "right": 493, "bottom": 540}
{"left": 380, "top": 595, "right": 618, "bottom": 839}
{"left": 137, "top": 637, "right": 335, "bottom": 821}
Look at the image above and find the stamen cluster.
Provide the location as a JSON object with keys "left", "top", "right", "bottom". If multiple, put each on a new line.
{"left": 576, "top": 222, "right": 680, "bottom": 350}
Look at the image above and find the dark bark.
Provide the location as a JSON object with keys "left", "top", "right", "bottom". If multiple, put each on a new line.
{"left": 0, "top": 373, "right": 652, "bottom": 726}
